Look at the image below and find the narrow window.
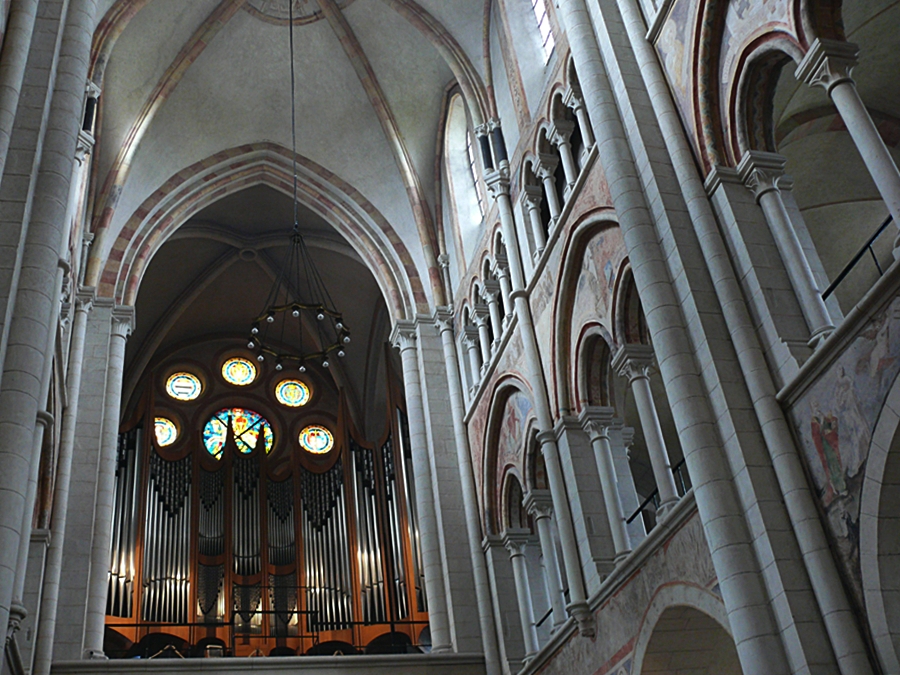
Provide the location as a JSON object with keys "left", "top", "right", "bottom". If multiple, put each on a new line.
{"left": 467, "top": 131, "right": 486, "bottom": 218}
{"left": 531, "top": 0, "right": 555, "bottom": 62}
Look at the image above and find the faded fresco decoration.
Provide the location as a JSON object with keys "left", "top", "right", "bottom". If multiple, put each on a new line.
{"left": 497, "top": 390, "right": 534, "bottom": 475}
{"left": 570, "top": 229, "right": 625, "bottom": 334}
{"left": 655, "top": 0, "right": 699, "bottom": 148}
{"left": 789, "top": 296, "right": 900, "bottom": 607}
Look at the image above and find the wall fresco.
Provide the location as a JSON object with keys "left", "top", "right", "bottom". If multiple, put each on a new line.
{"left": 788, "top": 295, "right": 900, "bottom": 607}
{"left": 655, "top": 0, "right": 699, "bottom": 144}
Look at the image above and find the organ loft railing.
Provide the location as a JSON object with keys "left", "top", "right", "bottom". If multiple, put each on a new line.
{"left": 105, "top": 376, "right": 428, "bottom": 658}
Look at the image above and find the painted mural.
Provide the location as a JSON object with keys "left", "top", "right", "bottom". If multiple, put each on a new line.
{"left": 789, "top": 295, "right": 900, "bottom": 606}
{"left": 497, "top": 390, "right": 534, "bottom": 474}
{"left": 571, "top": 229, "right": 625, "bottom": 335}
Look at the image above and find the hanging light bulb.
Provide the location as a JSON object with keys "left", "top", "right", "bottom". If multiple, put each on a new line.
{"left": 266, "top": 313, "right": 275, "bottom": 323}
{"left": 247, "top": 340, "right": 256, "bottom": 349}
{"left": 343, "top": 335, "right": 351, "bottom": 344}
{"left": 317, "top": 312, "right": 325, "bottom": 321}
{"left": 338, "top": 350, "right": 345, "bottom": 358}
{"left": 292, "top": 306, "right": 300, "bottom": 318}
{"left": 275, "top": 360, "right": 283, "bottom": 372}
{"left": 322, "top": 360, "right": 329, "bottom": 368}
{"left": 251, "top": 323, "right": 259, "bottom": 335}
{"left": 257, "top": 353, "right": 265, "bottom": 362}
{"left": 299, "top": 364, "right": 307, "bottom": 373}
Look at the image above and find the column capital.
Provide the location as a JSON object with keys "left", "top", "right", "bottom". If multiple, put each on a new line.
{"left": 75, "top": 287, "right": 96, "bottom": 313}
{"left": 390, "top": 320, "right": 418, "bottom": 351}
{"left": 502, "top": 528, "right": 532, "bottom": 556}
{"left": 548, "top": 119, "right": 576, "bottom": 146}
{"left": 433, "top": 307, "right": 455, "bottom": 336}
{"left": 487, "top": 117, "right": 503, "bottom": 132}
{"left": 472, "top": 303, "right": 490, "bottom": 324}
{"left": 737, "top": 150, "right": 787, "bottom": 201}
{"left": 111, "top": 306, "right": 134, "bottom": 338}
{"left": 535, "top": 153, "right": 560, "bottom": 178}
{"left": 563, "top": 85, "right": 584, "bottom": 110}
{"left": 796, "top": 38, "right": 859, "bottom": 94}
{"left": 6, "top": 601, "right": 27, "bottom": 643}
{"left": 484, "top": 169, "right": 510, "bottom": 198}
{"left": 76, "top": 129, "right": 95, "bottom": 165}
{"left": 612, "top": 344, "right": 656, "bottom": 382}
{"left": 578, "top": 405, "right": 616, "bottom": 440}
{"left": 36, "top": 410, "right": 55, "bottom": 429}
{"left": 462, "top": 326, "right": 481, "bottom": 348}
{"left": 474, "top": 122, "right": 490, "bottom": 138}
{"left": 523, "top": 489, "right": 554, "bottom": 520}
{"left": 521, "top": 183, "right": 544, "bottom": 209}
{"left": 492, "top": 255, "right": 510, "bottom": 279}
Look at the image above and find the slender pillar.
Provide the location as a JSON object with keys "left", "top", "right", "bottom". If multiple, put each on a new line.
{"left": 503, "top": 530, "right": 539, "bottom": 661}
{"left": 535, "top": 154, "right": 562, "bottom": 222}
{"left": 521, "top": 186, "right": 547, "bottom": 258}
{"left": 33, "top": 290, "right": 92, "bottom": 675}
{"left": 739, "top": 151, "right": 834, "bottom": 346}
{"left": 579, "top": 407, "right": 632, "bottom": 561}
{"left": 564, "top": 87, "right": 595, "bottom": 149}
{"left": 0, "top": 0, "right": 98, "bottom": 641}
{"left": 82, "top": 308, "right": 131, "bottom": 656}
{"left": 523, "top": 490, "right": 566, "bottom": 630}
{"left": 492, "top": 256, "right": 514, "bottom": 327}
{"left": 550, "top": 120, "right": 578, "bottom": 195}
{"left": 797, "top": 39, "right": 900, "bottom": 232}
{"left": 463, "top": 328, "right": 482, "bottom": 389}
{"left": 612, "top": 345, "right": 679, "bottom": 515}
{"left": 482, "top": 280, "right": 504, "bottom": 349}
{"left": 473, "top": 306, "right": 492, "bottom": 365}
{"left": 486, "top": 168, "right": 593, "bottom": 636}
{"left": 434, "top": 311, "right": 503, "bottom": 675}
{"left": 393, "top": 329, "right": 453, "bottom": 653}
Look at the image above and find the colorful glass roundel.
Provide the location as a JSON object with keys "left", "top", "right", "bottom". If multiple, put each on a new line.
{"left": 222, "top": 357, "right": 257, "bottom": 386}
{"left": 166, "top": 372, "right": 202, "bottom": 401}
{"left": 275, "top": 379, "right": 310, "bottom": 407}
{"left": 299, "top": 425, "right": 334, "bottom": 455}
{"left": 154, "top": 417, "right": 178, "bottom": 447}
{"left": 203, "top": 407, "right": 274, "bottom": 460}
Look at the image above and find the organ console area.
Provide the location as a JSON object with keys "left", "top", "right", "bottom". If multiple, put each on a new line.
{"left": 104, "top": 342, "right": 428, "bottom": 658}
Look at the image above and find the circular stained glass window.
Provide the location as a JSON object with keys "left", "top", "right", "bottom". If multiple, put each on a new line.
{"left": 222, "top": 357, "right": 257, "bottom": 386}
{"left": 299, "top": 425, "right": 334, "bottom": 455}
{"left": 203, "top": 407, "right": 274, "bottom": 460}
{"left": 166, "top": 372, "right": 202, "bottom": 401}
{"left": 154, "top": 417, "right": 177, "bottom": 447}
{"left": 275, "top": 379, "right": 310, "bottom": 407}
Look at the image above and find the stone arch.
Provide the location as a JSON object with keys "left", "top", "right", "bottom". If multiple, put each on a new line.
{"left": 551, "top": 213, "right": 620, "bottom": 414}
{"left": 632, "top": 583, "right": 740, "bottom": 675}
{"left": 91, "top": 144, "right": 423, "bottom": 324}
{"left": 501, "top": 470, "right": 529, "bottom": 531}
{"left": 860, "top": 370, "right": 900, "bottom": 674}
{"left": 482, "top": 379, "right": 536, "bottom": 535}
{"left": 613, "top": 265, "right": 649, "bottom": 346}
{"left": 730, "top": 37, "right": 804, "bottom": 164}
{"left": 575, "top": 323, "right": 616, "bottom": 411}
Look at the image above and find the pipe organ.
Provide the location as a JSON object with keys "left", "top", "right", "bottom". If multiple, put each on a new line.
{"left": 106, "top": 364, "right": 428, "bottom": 656}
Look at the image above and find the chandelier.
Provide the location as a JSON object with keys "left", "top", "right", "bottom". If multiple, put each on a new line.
{"left": 248, "top": 0, "right": 349, "bottom": 371}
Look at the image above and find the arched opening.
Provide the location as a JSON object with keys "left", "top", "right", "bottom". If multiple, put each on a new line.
{"left": 444, "top": 93, "right": 486, "bottom": 267}
{"left": 638, "top": 605, "right": 743, "bottom": 675}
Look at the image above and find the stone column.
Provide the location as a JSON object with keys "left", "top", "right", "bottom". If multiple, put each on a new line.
{"left": 0, "top": 0, "right": 98, "bottom": 640}
{"left": 535, "top": 154, "right": 562, "bottom": 223}
{"left": 797, "top": 38, "right": 900, "bottom": 232}
{"left": 82, "top": 307, "right": 132, "bottom": 656}
{"left": 32, "top": 290, "right": 92, "bottom": 675}
{"left": 564, "top": 87, "right": 595, "bottom": 150}
{"left": 486, "top": 168, "right": 593, "bottom": 636}
{"left": 521, "top": 186, "right": 547, "bottom": 258}
{"left": 503, "top": 530, "right": 539, "bottom": 661}
{"left": 492, "top": 256, "right": 514, "bottom": 328}
{"left": 434, "top": 312, "right": 502, "bottom": 675}
{"left": 392, "top": 327, "right": 452, "bottom": 653}
{"left": 463, "top": 327, "right": 482, "bottom": 389}
{"left": 473, "top": 305, "right": 492, "bottom": 365}
{"left": 550, "top": 120, "right": 578, "bottom": 196}
{"left": 612, "top": 345, "right": 679, "bottom": 515}
{"left": 523, "top": 490, "right": 566, "bottom": 630}
{"left": 579, "top": 407, "right": 632, "bottom": 562}
{"left": 738, "top": 151, "right": 834, "bottom": 346}
{"left": 482, "top": 280, "right": 504, "bottom": 349}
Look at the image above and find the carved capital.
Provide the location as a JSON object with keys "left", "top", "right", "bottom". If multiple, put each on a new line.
{"left": 390, "top": 320, "right": 418, "bottom": 352}
{"left": 484, "top": 169, "right": 510, "bottom": 198}
{"left": 75, "top": 287, "right": 96, "bottom": 313}
{"left": 563, "top": 85, "right": 584, "bottom": 111}
{"left": 523, "top": 489, "right": 554, "bottom": 520}
{"left": 549, "top": 120, "right": 576, "bottom": 147}
{"left": 535, "top": 153, "right": 559, "bottom": 179}
{"left": 433, "top": 308, "right": 455, "bottom": 336}
{"left": 521, "top": 183, "right": 543, "bottom": 210}
{"left": 75, "top": 129, "right": 95, "bottom": 165}
{"left": 611, "top": 344, "right": 656, "bottom": 383}
{"left": 737, "top": 150, "right": 787, "bottom": 202}
{"left": 796, "top": 38, "right": 859, "bottom": 94}
{"left": 487, "top": 117, "right": 503, "bottom": 132}
{"left": 111, "top": 306, "right": 134, "bottom": 339}
{"left": 578, "top": 405, "right": 616, "bottom": 441}
{"left": 462, "top": 326, "right": 481, "bottom": 350}
{"left": 502, "top": 528, "right": 532, "bottom": 557}
{"left": 567, "top": 600, "right": 596, "bottom": 637}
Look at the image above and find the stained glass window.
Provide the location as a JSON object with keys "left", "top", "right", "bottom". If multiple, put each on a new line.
{"left": 203, "top": 407, "right": 274, "bottom": 460}
{"left": 222, "top": 357, "right": 257, "bottom": 386}
{"left": 299, "top": 425, "right": 334, "bottom": 455}
{"left": 154, "top": 417, "right": 178, "bottom": 447}
{"left": 166, "top": 372, "right": 202, "bottom": 401}
{"left": 275, "top": 379, "right": 311, "bottom": 408}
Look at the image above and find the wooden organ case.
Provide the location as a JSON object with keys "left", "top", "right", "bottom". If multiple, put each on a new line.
{"left": 105, "top": 351, "right": 428, "bottom": 657}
